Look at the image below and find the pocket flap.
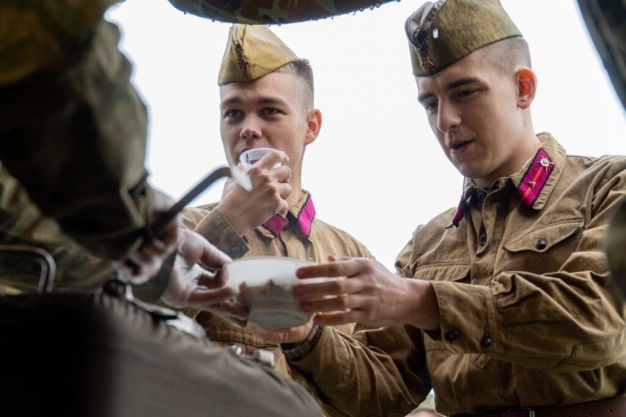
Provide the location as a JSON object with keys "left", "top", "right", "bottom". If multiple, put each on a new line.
{"left": 504, "top": 219, "right": 584, "bottom": 253}
{"left": 414, "top": 263, "right": 470, "bottom": 283}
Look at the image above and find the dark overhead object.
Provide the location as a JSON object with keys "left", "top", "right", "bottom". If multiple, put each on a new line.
{"left": 168, "top": 0, "right": 397, "bottom": 24}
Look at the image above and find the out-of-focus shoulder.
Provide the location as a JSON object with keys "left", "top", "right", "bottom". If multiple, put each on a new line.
{"left": 181, "top": 202, "right": 219, "bottom": 230}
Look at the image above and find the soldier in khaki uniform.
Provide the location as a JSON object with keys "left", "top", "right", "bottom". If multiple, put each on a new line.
{"left": 249, "top": 1, "right": 626, "bottom": 416}
{"left": 182, "top": 24, "right": 373, "bottom": 401}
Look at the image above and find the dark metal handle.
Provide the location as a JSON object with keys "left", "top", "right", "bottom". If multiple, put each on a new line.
{"left": 0, "top": 244, "right": 56, "bottom": 293}
{"left": 148, "top": 166, "right": 232, "bottom": 240}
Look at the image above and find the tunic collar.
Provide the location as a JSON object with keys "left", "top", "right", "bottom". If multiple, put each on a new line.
{"left": 260, "top": 191, "right": 316, "bottom": 239}
{"left": 450, "top": 133, "right": 566, "bottom": 227}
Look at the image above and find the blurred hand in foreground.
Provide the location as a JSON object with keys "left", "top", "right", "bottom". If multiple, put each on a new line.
{"left": 114, "top": 190, "right": 248, "bottom": 325}
{"left": 117, "top": 191, "right": 181, "bottom": 281}
{"left": 162, "top": 228, "right": 247, "bottom": 326}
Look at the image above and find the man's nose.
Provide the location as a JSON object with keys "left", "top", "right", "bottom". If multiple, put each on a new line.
{"left": 436, "top": 102, "right": 461, "bottom": 133}
{"left": 240, "top": 116, "right": 262, "bottom": 140}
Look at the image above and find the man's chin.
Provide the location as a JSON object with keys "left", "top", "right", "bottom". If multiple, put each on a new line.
{"left": 455, "top": 164, "right": 490, "bottom": 184}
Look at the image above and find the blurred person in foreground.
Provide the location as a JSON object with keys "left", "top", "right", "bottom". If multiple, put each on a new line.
{"left": 181, "top": 23, "right": 373, "bottom": 405}
{"left": 0, "top": 2, "right": 324, "bottom": 416}
{"left": 249, "top": 0, "right": 626, "bottom": 416}
{"left": 0, "top": 0, "right": 233, "bottom": 309}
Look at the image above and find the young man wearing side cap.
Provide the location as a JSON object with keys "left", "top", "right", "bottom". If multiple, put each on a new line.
{"left": 181, "top": 24, "right": 373, "bottom": 400}
{"left": 251, "top": 1, "right": 626, "bottom": 416}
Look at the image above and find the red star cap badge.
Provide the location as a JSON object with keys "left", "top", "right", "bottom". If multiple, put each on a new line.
{"left": 421, "top": 56, "right": 434, "bottom": 70}
{"left": 238, "top": 57, "right": 249, "bottom": 70}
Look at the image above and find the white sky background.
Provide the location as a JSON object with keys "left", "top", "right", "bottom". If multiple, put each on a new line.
{"left": 106, "top": 0, "right": 626, "bottom": 270}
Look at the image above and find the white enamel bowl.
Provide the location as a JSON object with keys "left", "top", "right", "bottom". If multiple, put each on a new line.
{"left": 224, "top": 256, "right": 333, "bottom": 328}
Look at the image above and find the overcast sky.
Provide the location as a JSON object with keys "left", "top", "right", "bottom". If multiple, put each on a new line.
{"left": 107, "top": 0, "right": 626, "bottom": 270}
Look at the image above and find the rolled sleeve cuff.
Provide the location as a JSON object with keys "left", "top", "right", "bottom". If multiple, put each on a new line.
{"left": 430, "top": 280, "right": 500, "bottom": 354}
{"left": 193, "top": 209, "right": 249, "bottom": 259}
{"left": 289, "top": 326, "right": 345, "bottom": 377}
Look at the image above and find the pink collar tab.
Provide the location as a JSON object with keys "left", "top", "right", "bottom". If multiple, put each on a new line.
{"left": 262, "top": 194, "right": 316, "bottom": 238}
{"left": 263, "top": 215, "right": 286, "bottom": 237}
{"left": 449, "top": 148, "right": 554, "bottom": 226}
{"left": 517, "top": 149, "right": 554, "bottom": 208}
{"left": 451, "top": 198, "right": 466, "bottom": 228}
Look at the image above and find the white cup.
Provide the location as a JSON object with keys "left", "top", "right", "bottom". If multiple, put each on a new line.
{"left": 239, "top": 147, "right": 281, "bottom": 171}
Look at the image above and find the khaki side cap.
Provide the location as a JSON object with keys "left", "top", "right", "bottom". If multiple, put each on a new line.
{"left": 405, "top": 0, "right": 522, "bottom": 76}
{"left": 218, "top": 24, "right": 298, "bottom": 86}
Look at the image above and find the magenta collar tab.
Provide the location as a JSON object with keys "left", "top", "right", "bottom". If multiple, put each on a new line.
{"left": 449, "top": 149, "right": 554, "bottom": 227}
{"left": 262, "top": 194, "right": 316, "bottom": 238}
{"left": 451, "top": 199, "right": 466, "bottom": 228}
{"left": 263, "top": 215, "right": 286, "bottom": 237}
{"left": 517, "top": 149, "right": 554, "bottom": 208}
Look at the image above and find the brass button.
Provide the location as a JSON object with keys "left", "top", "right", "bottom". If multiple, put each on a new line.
{"left": 445, "top": 330, "right": 458, "bottom": 341}
{"left": 480, "top": 336, "right": 493, "bottom": 348}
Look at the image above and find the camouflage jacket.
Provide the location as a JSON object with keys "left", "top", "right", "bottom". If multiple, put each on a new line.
{"left": 0, "top": 1, "right": 152, "bottom": 260}
{"left": 168, "top": 0, "right": 396, "bottom": 24}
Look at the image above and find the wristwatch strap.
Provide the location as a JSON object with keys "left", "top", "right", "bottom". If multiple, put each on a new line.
{"left": 280, "top": 325, "right": 324, "bottom": 362}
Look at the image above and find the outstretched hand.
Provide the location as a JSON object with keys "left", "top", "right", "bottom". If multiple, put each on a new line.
{"left": 116, "top": 191, "right": 181, "bottom": 283}
{"left": 294, "top": 256, "right": 441, "bottom": 331}
{"left": 114, "top": 190, "right": 248, "bottom": 326}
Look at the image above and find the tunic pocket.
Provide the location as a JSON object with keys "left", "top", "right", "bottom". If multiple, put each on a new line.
{"left": 501, "top": 219, "right": 584, "bottom": 273}
{"left": 470, "top": 353, "right": 492, "bottom": 368}
{"left": 503, "top": 219, "right": 584, "bottom": 253}
{"left": 414, "top": 263, "right": 471, "bottom": 283}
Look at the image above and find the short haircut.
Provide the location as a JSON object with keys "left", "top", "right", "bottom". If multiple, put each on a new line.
{"left": 481, "top": 36, "right": 532, "bottom": 75}
{"left": 274, "top": 58, "right": 315, "bottom": 109}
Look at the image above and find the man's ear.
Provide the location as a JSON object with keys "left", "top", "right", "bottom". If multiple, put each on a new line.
{"left": 517, "top": 68, "right": 537, "bottom": 109}
{"left": 304, "top": 109, "right": 322, "bottom": 145}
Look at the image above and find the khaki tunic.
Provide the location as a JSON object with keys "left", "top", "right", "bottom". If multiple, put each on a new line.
{"left": 182, "top": 191, "right": 373, "bottom": 403}
{"left": 290, "top": 134, "right": 626, "bottom": 416}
